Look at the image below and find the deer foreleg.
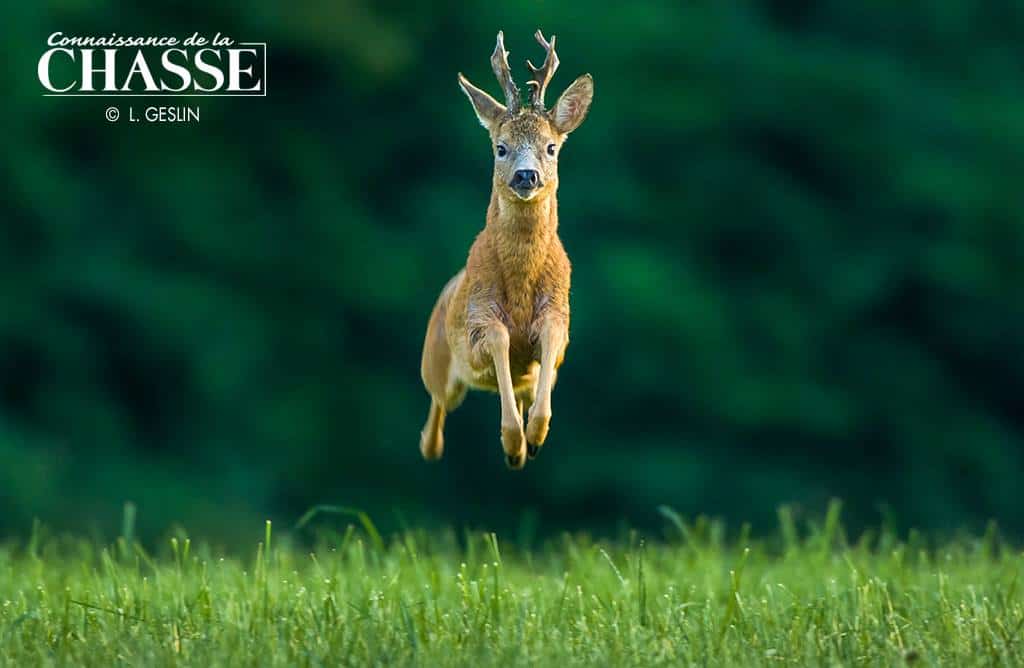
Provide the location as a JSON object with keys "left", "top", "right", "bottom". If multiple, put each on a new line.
{"left": 482, "top": 322, "right": 527, "bottom": 469}
{"left": 526, "top": 317, "right": 567, "bottom": 451}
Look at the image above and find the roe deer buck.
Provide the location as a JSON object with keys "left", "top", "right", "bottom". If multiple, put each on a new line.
{"left": 420, "top": 30, "right": 593, "bottom": 469}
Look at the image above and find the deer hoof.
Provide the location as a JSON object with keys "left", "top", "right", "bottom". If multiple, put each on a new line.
{"left": 420, "top": 431, "right": 443, "bottom": 460}
{"left": 505, "top": 452, "right": 525, "bottom": 469}
{"left": 501, "top": 425, "right": 526, "bottom": 469}
{"left": 526, "top": 414, "right": 550, "bottom": 447}
{"left": 527, "top": 443, "right": 540, "bottom": 459}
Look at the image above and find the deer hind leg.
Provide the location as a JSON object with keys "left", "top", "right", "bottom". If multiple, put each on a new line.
{"left": 420, "top": 371, "right": 466, "bottom": 461}
{"left": 420, "top": 399, "right": 446, "bottom": 460}
{"left": 526, "top": 318, "right": 568, "bottom": 450}
{"left": 516, "top": 363, "right": 541, "bottom": 458}
{"left": 420, "top": 279, "right": 460, "bottom": 460}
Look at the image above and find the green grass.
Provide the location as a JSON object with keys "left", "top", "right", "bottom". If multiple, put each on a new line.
{"left": 1, "top": 503, "right": 1022, "bottom": 666}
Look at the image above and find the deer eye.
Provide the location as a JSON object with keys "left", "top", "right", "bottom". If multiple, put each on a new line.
{"left": 496, "top": 145, "right": 507, "bottom": 158}
{"left": 547, "top": 143, "right": 557, "bottom": 156}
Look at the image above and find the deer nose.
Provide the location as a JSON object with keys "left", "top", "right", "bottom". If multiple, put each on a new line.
{"left": 511, "top": 169, "right": 540, "bottom": 189}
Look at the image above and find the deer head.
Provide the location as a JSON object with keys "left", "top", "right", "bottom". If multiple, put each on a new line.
{"left": 458, "top": 30, "right": 594, "bottom": 202}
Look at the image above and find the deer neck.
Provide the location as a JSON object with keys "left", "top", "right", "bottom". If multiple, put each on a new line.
{"left": 486, "top": 191, "right": 558, "bottom": 293}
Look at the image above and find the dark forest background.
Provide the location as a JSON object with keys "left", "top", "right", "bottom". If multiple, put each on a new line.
{"left": 2, "top": 1, "right": 1023, "bottom": 545}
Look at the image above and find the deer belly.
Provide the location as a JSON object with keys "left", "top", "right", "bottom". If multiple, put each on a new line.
{"left": 455, "top": 353, "right": 537, "bottom": 393}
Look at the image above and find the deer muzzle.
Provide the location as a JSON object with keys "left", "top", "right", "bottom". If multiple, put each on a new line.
{"left": 510, "top": 169, "right": 542, "bottom": 196}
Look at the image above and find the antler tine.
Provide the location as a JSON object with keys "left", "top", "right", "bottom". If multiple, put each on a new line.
{"left": 490, "top": 31, "right": 521, "bottom": 113}
{"left": 526, "top": 30, "right": 559, "bottom": 109}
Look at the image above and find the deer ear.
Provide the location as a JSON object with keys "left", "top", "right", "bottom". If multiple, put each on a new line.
{"left": 458, "top": 73, "right": 506, "bottom": 130}
{"left": 550, "top": 74, "right": 593, "bottom": 134}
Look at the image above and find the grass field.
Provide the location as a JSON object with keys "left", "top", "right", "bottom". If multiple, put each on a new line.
{"left": 1, "top": 503, "right": 1022, "bottom": 666}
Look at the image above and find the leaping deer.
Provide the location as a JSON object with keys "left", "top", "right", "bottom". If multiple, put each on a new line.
{"left": 420, "top": 30, "right": 593, "bottom": 469}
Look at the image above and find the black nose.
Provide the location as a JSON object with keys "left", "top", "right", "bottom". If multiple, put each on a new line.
{"left": 511, "top": 169, "right": 540, "bottom": 189}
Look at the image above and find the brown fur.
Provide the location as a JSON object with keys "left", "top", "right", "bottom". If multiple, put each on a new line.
{"left": 420, "top": 32, "right": 593, "bottom": 469}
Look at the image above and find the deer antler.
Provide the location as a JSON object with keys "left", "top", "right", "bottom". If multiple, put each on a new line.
{"left": 490, "top": 31, "right": 521, "bottom": 114}
{"left": 526, "top": 30, "right": 559, "bottom": 109}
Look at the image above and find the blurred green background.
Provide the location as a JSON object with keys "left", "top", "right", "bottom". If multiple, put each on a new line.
{"left": 2, "top": 1, "right": 1023, "bottom": 545}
